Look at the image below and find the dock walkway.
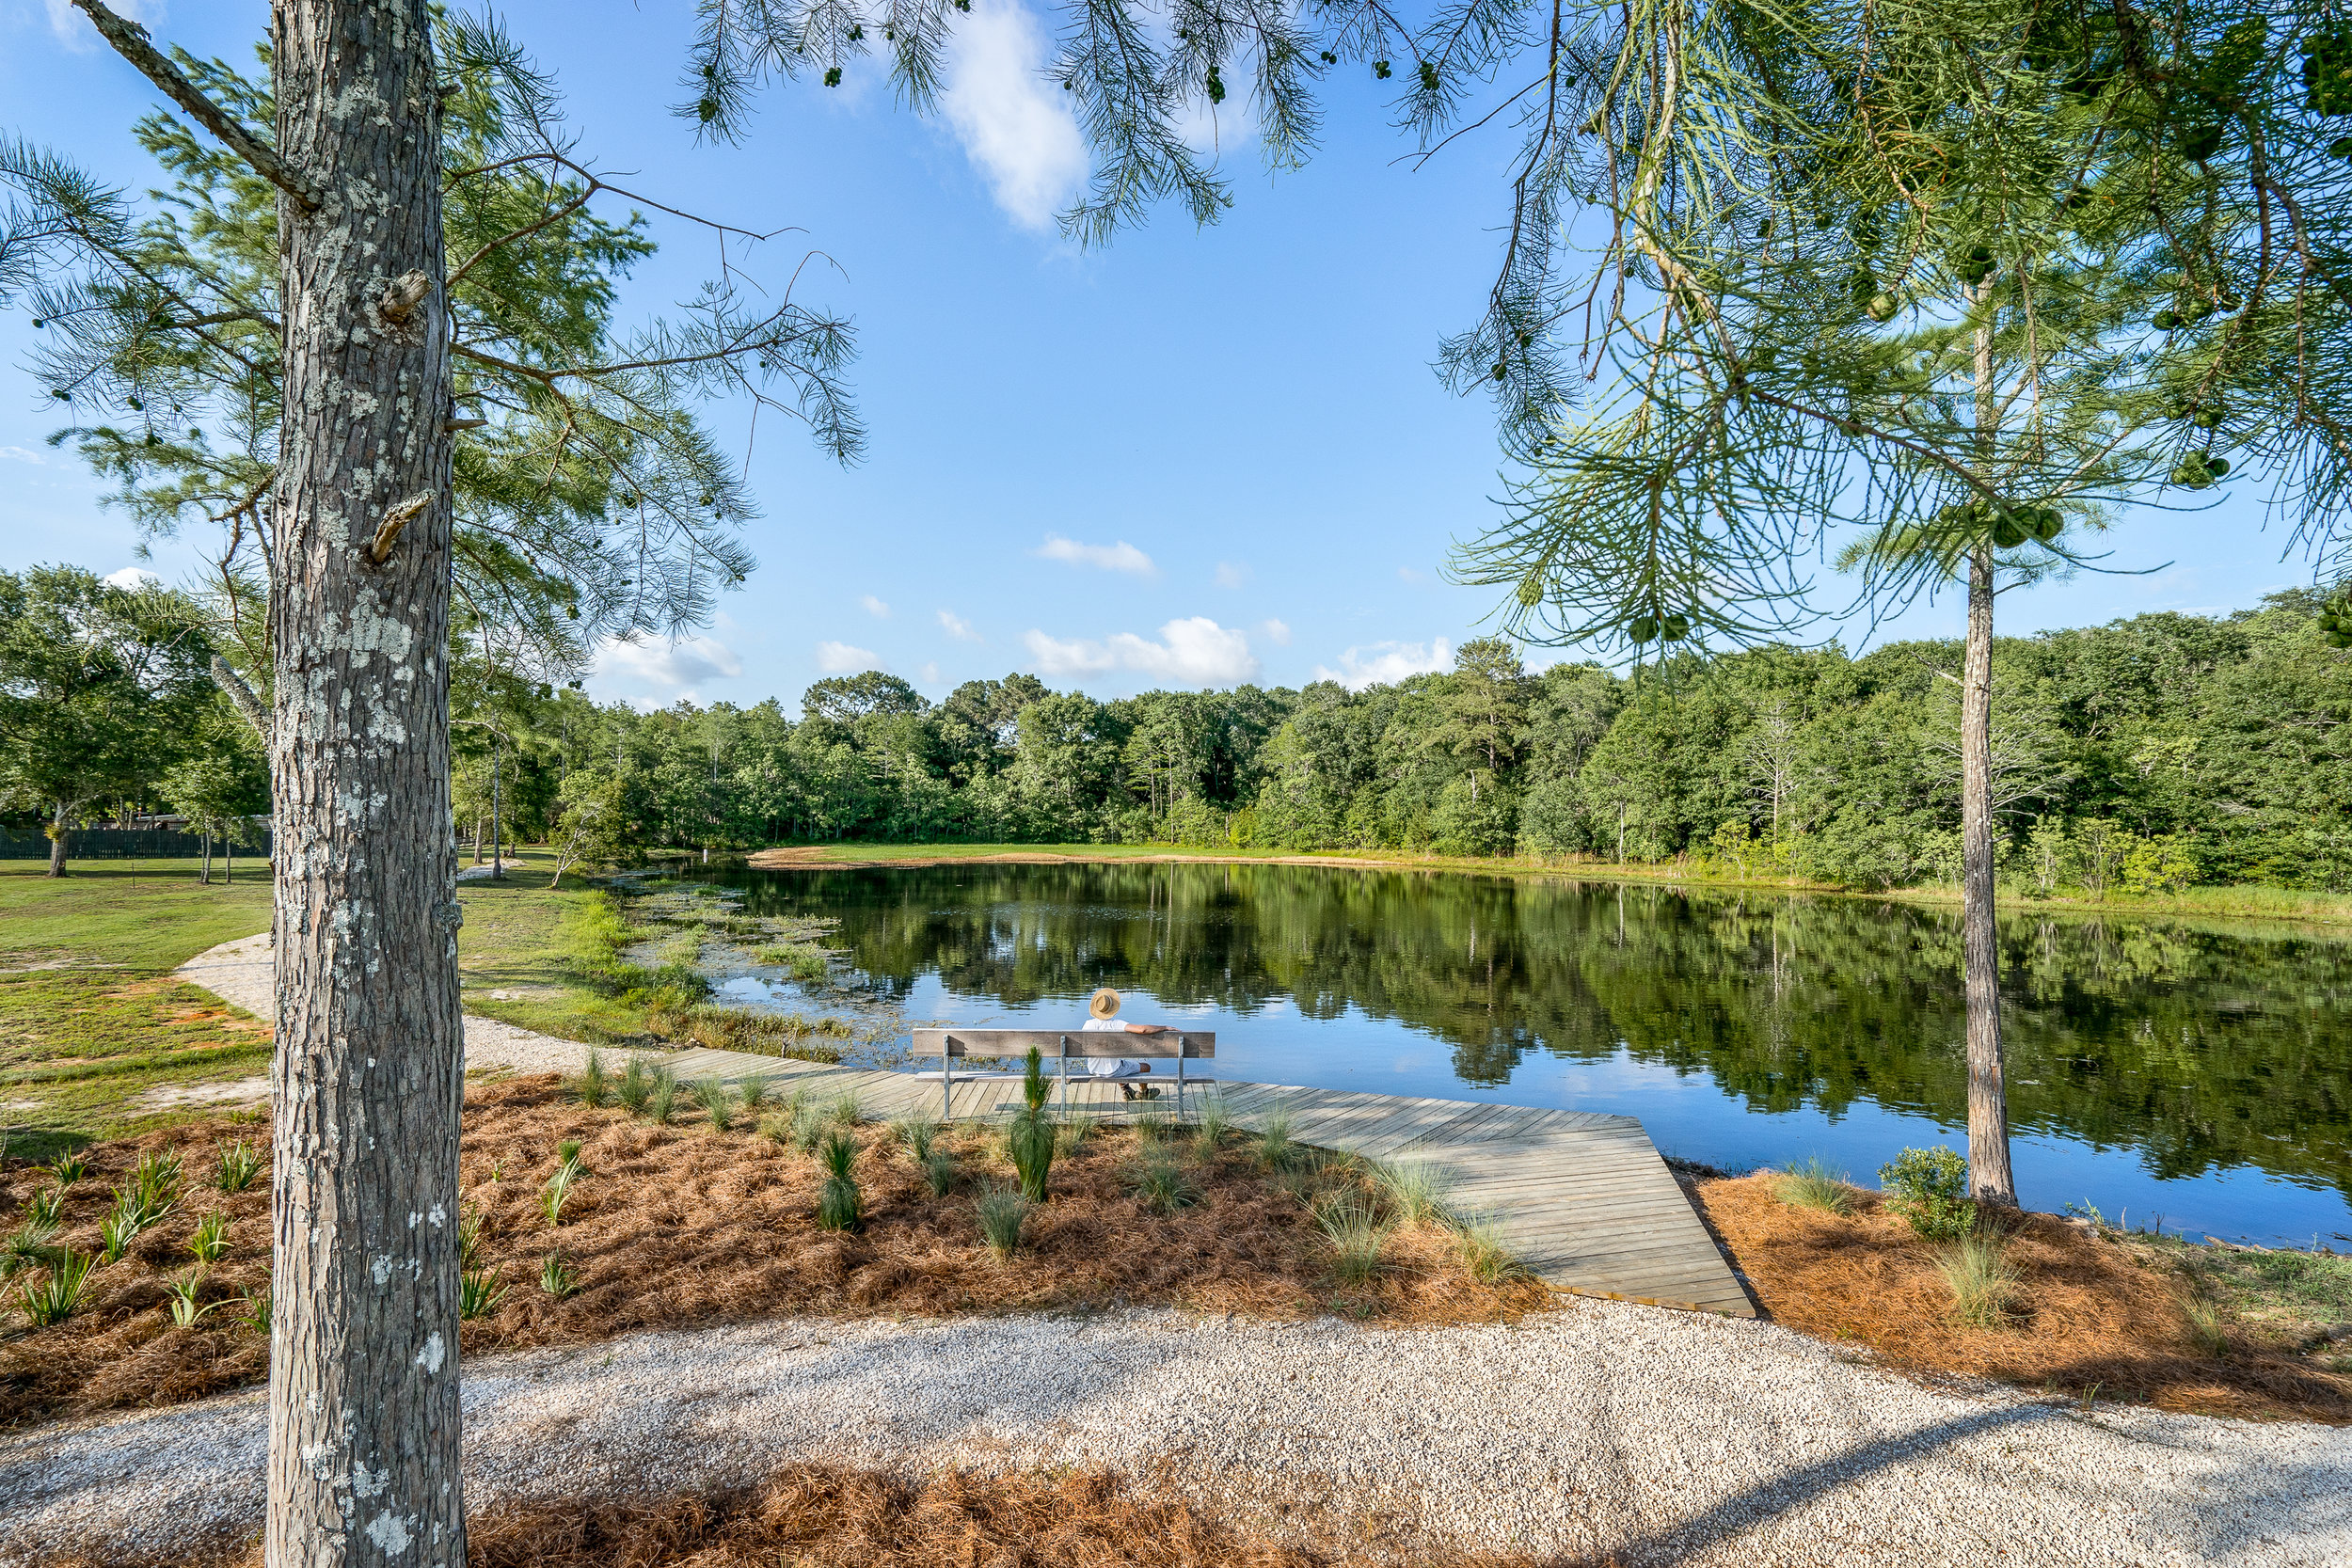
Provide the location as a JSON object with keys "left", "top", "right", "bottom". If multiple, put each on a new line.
{"left": 647, "top": 1044, "right": 1755, "bottom": 1318}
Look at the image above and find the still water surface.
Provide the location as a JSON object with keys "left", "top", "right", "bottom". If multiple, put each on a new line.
{"left": 707, "top": 861, "right": 2352, "bottom": 1248}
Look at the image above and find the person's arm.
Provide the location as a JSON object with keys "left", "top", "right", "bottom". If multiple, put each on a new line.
{"left": 1125, "top": 1022, "right": 1174, "bottom": 1033}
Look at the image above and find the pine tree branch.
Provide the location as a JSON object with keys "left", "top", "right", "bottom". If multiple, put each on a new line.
{"left": 69, "top": 0, "right": 325, "bottom": 213}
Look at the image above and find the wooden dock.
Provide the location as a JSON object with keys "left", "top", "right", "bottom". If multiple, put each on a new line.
{"left": 634, "top": 1045, "right": 1756, "bottom": 1318}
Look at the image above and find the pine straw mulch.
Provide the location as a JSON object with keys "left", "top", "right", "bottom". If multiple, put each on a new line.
{"left": 1689, "top": 1171, "right": 2352, "bottom": 1422}
{"left": 1, "top": 1073, "right": 1541, "bottom": 1428}
{"left": 68, "top": 1465, "right": 1619, "bottom": 1568}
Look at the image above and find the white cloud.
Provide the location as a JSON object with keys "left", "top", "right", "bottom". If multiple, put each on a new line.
{"left": 103, "top": 566, "right": 163, "bottom": 591}
{"left": 861, "top": 594, "right": 891, "bottom": 618}
{"left": 816, "top": 641, "right": 885, "bottom": 674}
{"left": 1024, "top": 617, "right": 1258, "bottom": 686}
{"left": 920, "top": 661, "right": 943, "bottom": 685}
{"left": 1312, "top": 637, "right": 1454, "bottom": 690}
{"left": 1037, "top": 534, "right": 1156, "bottom": 575}
{"left": 1214, "top": 561, "right": 1250, "bottom": 589}
{"left": 938, "top": 609, "right": 982, "bottom": 641}
{"left": 594, "top": 634, "right": 743, "bottom": 703}
{"left": 1397, "top": 566, "right": 1427, "bottom": 585}
{"left": 939, "top": 0, "right": 1089, "bottom": 230}
{"left": 1260, "top": 618, "right": 1292, "bottom": 647}
{"left": 0, "top": 446, "right": 46, "bottom": 466}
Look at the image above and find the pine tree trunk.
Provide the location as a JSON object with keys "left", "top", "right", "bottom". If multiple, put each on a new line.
{"left": 46, "top": 801, "right": 68, "bottom": 878}
{"left": 1961, "top": 541, "right": 2017, "bottom": 1206}
{"left": 264, "top": 3, "right": 465, "bottom": 1563}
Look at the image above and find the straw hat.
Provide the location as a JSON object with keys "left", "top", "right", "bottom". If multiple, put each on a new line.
{"left": 1088, "top": 987, "right": 1122, "bottom": 1021}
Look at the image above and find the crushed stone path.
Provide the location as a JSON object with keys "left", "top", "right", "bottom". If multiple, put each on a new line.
{"left": 3, "top": 1305, "right": 2347, "bottom": 1566}
{"left": 176, "top": 933, "right": 593, "bottom": 1086}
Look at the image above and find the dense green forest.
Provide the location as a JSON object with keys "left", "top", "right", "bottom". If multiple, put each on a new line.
{"left": 10, "top": 563, "right": 2350, "bottom": 894}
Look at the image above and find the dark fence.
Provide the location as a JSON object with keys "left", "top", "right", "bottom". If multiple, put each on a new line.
{"left": 0, "top": 825, "right": 273, "bottom": 862}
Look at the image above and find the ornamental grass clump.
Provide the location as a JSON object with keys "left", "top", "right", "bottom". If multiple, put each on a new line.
{"left": 543, "top": 1158, "right": 583, "bottom": 1228}
{"left": 573, "top": 1047, "right": 612, "bottom": 1108}
{"left": 1375, "top": 1160, "right": 1451, "bottom": 1227}
{"left": 816, "top": 1130, "right": 862, "bottom": 1231}
{"left": 1132, "top": 1152, "right": 1199, "bottom": 1215}
{"left": 646, "top": 1069, "right": 680, "bottom": 1126}
{"left": 1190, "top": 1097, "right": 1232, "bottom": 1159}
{"left": 1, "top": 1217, "right": 58, "bottom": 1279}
{"left": 690, "top": 1075, "right": 736, "bottom": 1132}
{"left": 891, "top": 1117, "right": 939, "bottom": 1162}
{"left": 1936, "top": 1231, "right": 2022, "bottom": 1328}
{"left": 1314, "top": 1194, "right": 1390, "bottom": 1284}
{"left": 213, "top": 1140, "right": 263, "bottom": 1194}
{"left": 1453, "top": 1214, "right": 1530, "bottom": 1286}
{"left": 739, "top": 1075, "right": 774, "bottom": 1112}
{"left": 922, "top": 1148, "right": 961, "bottom": 1196}
{"left": 1881, "top": 1148, "right": 1977, "bottom": 1240}
{"left": 1774, "top": 1155, "right": 1854, "bottom": 1215}
{"left": 18, "top": 1248, "right": 93, "bottom": 1326}
{"left": 48, "top": 1153, "right": 86, "bottom": 1188}
{"left": 828, "top": 1091, "right": 864, "bottom": 1128}
{"left": 616, "top": 1055, "right": 654, "bottom": 1115}
{"left": 1256, "top": 1104, "right": 1302, "bottom": 1173}
{"left": 976, "top": 1185, "right": 1029, "bottom": 1259}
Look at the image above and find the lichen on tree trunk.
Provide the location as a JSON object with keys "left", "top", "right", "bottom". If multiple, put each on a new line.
{"left": 263, "top": 2, "right": 466, "bottom": 1563}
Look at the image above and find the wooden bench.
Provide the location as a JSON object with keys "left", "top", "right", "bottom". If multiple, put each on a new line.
{"left": 908, "top": 1027, "right": 1216, "bottom": 1119}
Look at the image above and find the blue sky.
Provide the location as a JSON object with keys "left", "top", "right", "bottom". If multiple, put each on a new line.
{"left": 0, "top": 0, "right": 2315, "bottom": 710}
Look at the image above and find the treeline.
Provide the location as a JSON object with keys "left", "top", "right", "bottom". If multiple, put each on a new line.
{"left": 474, "top": 590, "right": 2352, "bottom": 894}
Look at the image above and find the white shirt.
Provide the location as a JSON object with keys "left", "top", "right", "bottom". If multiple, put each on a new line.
{"left": 1078, "top": 1016, "right": 1145, "bottom": 1076}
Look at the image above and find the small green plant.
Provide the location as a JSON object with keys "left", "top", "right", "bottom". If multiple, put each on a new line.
{"left": 1008, "top": 1108, "right": 1056, "bottom": 1202}
{"left": 459, "top": 1203, "right": 488, "bottom": 1272}
{"left": 19, "top": 1248, "right": 93, "bottom": 1326}
{"left": 690, "top": 1076, "right": 736, "bottom": 1132}
{"left": 575, "top": 1047, "right": 612, "bottom": 1108}
{"left": 1453, "top": 1214, "right": 1529, "bottom": 1285}
{"left": 1132, "top": 1153, "right": 1199, "bottom": 1214}
{"left": 1191, "top": 1097, "right": 1231, "bottom": 1158}
{"left": 827, "top": 1090, "right": 864, "bottom": 1127}
{"left": 616, "top": 1054, "right": 654, "bottom": 1114}
{"left": 133, "top": 1148, "right": 184, "bottom": 1212}
{"left": 543, "top": 1161, "right": 582, "bottom": 1228}
{"left": 49, "top": 1152, "right": 87, "bottom": 1187}
{"left": 892, "top": 1117, "right": 939, "bottom": 1161}
{"left": 166, "top": 1268, "right": 226, "bottom": 1327}
{"left": 1936, "top": 1232, "right": 2021, "bottom": 1327}
{"left": 214, "top": 1140, "right": 263, "bottom": 1194}
{"left": 1375, "top": 1160, "right": 1451, "bottom": 1226}
{"left": 460, "top": 1266, "right": 510, "bottom": 1319}
{"left": 188, "top": 1211, "right": 231, "bottom": 1264}
{"left": 98, "top": 1202, "right": 141, "bottom": 1264}
{"left": 1256, "top": 1103, "right": 1301, "bottom": 1172}
{"left": 817, "top": 1130, "right": 862, "bottom": 1231}
{"left": 1315, "top": 1195, "right": 1390, "bottom": 1284}
{"left": 1774, "top": 1155, "right": 1854, "bottom": 1216}
{"left": 540, "top": 1251, "right": 579, "bottom": 1300}
{"left": 1, "top": 1218, "right": 60, "bottom": 1280}
{"left": 1022, "top": 1044, "right": 1051, "bottom": 1113}
{"left": 25, "top": 1184, "right": 65, "bottom": 1229}
{"left": 922, "top": 1148, "right": 961, "bottom": 1196}
{"left": 1131, "top": 1113, "right": 1168, "bottom": 1148}
{"left": 789, "top": 1101, "right": 828, "bottom": 1151}
{"left": 739, "top": 1075, "right": 774, "bottom": 1111}
{"left": 646, "top": 1069, "right": 680, "bottom": 1125}
{"left": 1880, "top": 1148, "right": 1977, "bottom": 1240}
{"left": 2183, "top": 1296, "right": 2231, "bottom": 1357}
{"left": 238, "top": 1277, "right": 272, "bottom": 1335}
{"left": 557, "top": 1139, "right": 582, "bottom": 1166}
{"left": 976, "top": 1186, "right": 1029, "bottom": 1259}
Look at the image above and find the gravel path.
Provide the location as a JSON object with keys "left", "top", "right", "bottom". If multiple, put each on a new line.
{"left": 4, "top": 1305, "right": 2347, "bottom": 1566}
{"left": 176, "top": 933, "right": 592, "bottom": 1080}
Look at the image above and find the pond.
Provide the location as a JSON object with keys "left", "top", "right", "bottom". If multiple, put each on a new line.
{"left": 698, "top": 860, "right": 2352, "bottom": 1249}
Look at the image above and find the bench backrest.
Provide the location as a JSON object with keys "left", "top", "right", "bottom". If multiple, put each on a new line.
{"left": 911, "top": 1027, "right": 1215, "bottom": 1060}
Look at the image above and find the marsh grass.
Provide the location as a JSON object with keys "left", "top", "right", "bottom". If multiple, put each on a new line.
{"left": 1375, "top": 1160, "right": 1451, "bottom": 1227}
{"left": 19, "top": 1248, "right": 92, "bottom": 1325}
{"left": 616, "top": 1055, "right": 654, "bottom": 1115}
{"left": 690, "top": 1076, "right": 737, "bottom": 1132}
{"left": 1774, "top": 1155, "right": 1855, "bottom": 1215}
{"left": 574, "top": 1048, "right": 612, "bottom": 1108}
{"left": 646, "top": 1069, "right": 680, "bottom": 1125}
{"left": 1937, "top": 1232, "right": 2023, "bottom": 1328}
{"left": 2183, "top": 1296, "right": 2233, "bottom": 1357}
{"left": 976, "top": 1186, "right": 1029, "bottom": 1259}
{"left": 827, "top": 1091, "right": 864, "bottom": 1128}
{"left": 1056, "top": 1116, "right": 1093, "bottom": 1156}
{"left": 213, "top": 1139, "right": 263, "bottom": 1194}
{"left": 1313, "top": 1194, "right": 1391, "bottom": 1284}
{"left": 739, "top": 1075, "right": 774, "bottom": 1112}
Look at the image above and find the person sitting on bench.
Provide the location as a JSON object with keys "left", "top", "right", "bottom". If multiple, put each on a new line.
{"left": 1081, "top": 988, "right": 1172, "bottom": 1094}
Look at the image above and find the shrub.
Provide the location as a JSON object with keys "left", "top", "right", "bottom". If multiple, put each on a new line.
{"left": 1880, "top": 1147, "right": 1977, "bottom": 1240}
{"left": 1132, "top": 1153, "right": 1199, "bottom": 1214}
{"left": 616, "top": 1055, "right": 654, "bottom": 1114}
{"left": 214, "top": 1140, "right": 263, "bottom": 1194}
{"left": 188, "top": 1211, "right": 231, "bottom": 1263}
{"left": 976, "top": 1186, "right": 1029, "bottom": 1259}
{"left": 1008, "top": 1110, "right": 1056, "bottom": 1203}
{"left": 1315, "top": 1195, "right": 1390, "bottom": 1283}
{"left": 460, "top": 1266, "right": 510, "bottom": 1319}
{"left": 1936, "top": 1232, "right": 2021, "bottom": 1327}
{"left": 1774, "top": 1155, "right": 1854, "bottom": 1215}
{"left": 540, "top": 1252, "right": 579, "bottom": 1301}
{"left": 574, "top": 1047, "right": 612, "bottom": 1108}
{"left": 1375, "top": 1160, "right": 1451, "bottom": 1226}
{"left": 19, "top": 1248, "right": 93, "bottom": 1326}
{"left": 690, "top": 1076, "right": 737, "bottom": 1132}
{"left": 817, "top": 1131, "right": 862, "bottom": 1231}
